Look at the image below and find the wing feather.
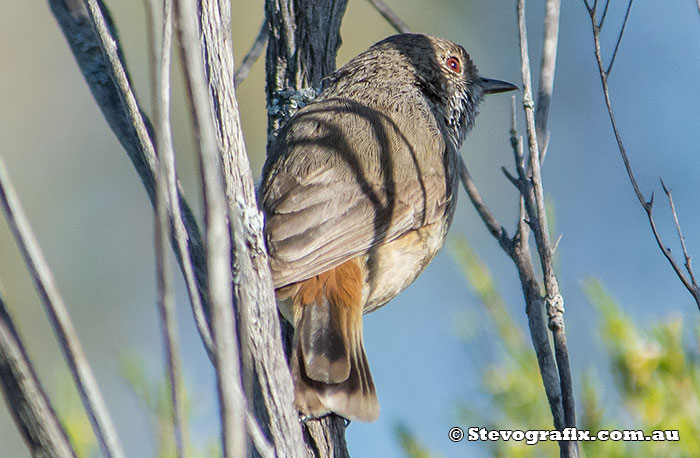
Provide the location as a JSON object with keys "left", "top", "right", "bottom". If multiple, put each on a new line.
{"left": 261, "top": 97, "right": 449, "bottom": 287}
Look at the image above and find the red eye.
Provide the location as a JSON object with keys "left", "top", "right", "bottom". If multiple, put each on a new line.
{"left": 446, "top": 56, "right": 461, "bottom": 73}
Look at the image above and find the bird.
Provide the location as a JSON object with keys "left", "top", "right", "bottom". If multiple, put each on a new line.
{"left": 260, "top": 33, "right": 516, "bottom": 422}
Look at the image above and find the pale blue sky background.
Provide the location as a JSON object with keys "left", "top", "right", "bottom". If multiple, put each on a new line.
{"left": 1, "top": 1, "right": 699, "bottom": 457}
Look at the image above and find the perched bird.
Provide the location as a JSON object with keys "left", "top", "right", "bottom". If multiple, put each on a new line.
{"left": 260, "top": 33, "right": 516, "bottom": 422}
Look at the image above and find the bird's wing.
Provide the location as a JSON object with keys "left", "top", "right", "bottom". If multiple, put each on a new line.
{"left": 261, "top": 98, "right": 450, "bottom": 288}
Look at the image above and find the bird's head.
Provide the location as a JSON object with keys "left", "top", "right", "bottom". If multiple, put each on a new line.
{"left": 326, "top": 34, "right": 517, "bottom": 148}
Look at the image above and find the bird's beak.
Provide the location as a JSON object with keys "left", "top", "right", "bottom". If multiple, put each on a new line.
{"left": 479, "top": 77, "right": 519, "bottom": 94}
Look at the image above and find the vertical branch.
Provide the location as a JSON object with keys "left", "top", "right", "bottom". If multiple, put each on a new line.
{"left": 197, "top": 0, "right": 307, "bottom": 456}
{"left": 264, "top": 0, "right": 349, "bottom": 135}
{"left": 264, "top": 1, "right": 352, "bottom": 456}
{"left": 517, "top": 4, "right": 577, "bottom": 457}
{"left": 145, "top": 0, "right": 188, "bottom": 455}
{"left": 0, "top": 156, "right": 126, "bottom": 458}
{"left": 173, "top": 0, "right": 246, "bottom": 456}
{"left": 0, "top": 293, "right": 78, "bottom": 458}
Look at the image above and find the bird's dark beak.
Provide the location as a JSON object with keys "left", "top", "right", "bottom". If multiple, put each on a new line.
{"left": 479, "top": 77, "right": 519, "bottom": 94}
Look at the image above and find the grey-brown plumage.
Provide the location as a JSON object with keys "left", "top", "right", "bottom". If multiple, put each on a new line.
{"left": 260, "top": 33, "right": 516, "bottom": 422}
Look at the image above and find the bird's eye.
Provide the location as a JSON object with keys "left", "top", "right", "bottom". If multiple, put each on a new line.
{"left": 445, "top": 56, "right": 461, "bottom": 73}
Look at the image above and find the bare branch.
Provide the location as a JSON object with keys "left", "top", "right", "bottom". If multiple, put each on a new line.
{"left": 598, "top": 0, "right": 611, "bottom": 28}
{"left": 606, "top": 0, "right": 635, "bottom": 75}
{"left": 0, "top": 155, "right": 125, "bottom": 458}
{"left": 234, "top": 20, "right": 268, "bottom": 86}
{"left": 585, "top": 5, "right": 700, "bottom": 309}
{"left": 48, "top": 0, "right": 311, "bottom": 455}
{"left": 366, "top": 0, "right": 411, "bottom": 33}
{"left": 303, "top": 417, "right": 351, "bottom": 458}
{"left": 174, "top": 0, "right": 246, "bottom": 455}
{"left": 78, "top": 0, "right": 156, "bottom": 175}
{"left": 265, "top": 0, "right": 349, "bottom": 135}
{"left": 145, "top": 0, "right": 188, "bottom": 455}
{"left": 644, "top": 204, "right": 700, "bottom": 304}
{"left": 518, "top": 1, "right": 578, "bottom": 456}
{"left": 552, "top": 233, "right": 563, "bottom": 255}
{"left": 48, "top": 0, "right": 213, "bottom": 357}
{"left": 199, "top": 0, "right": 308, "bottom": 455}
{"left": 587, "top": 13, "right": 645, "bottom": 208}
{"left": 459, "top": 159, "right": 509, "bottom": 246}
{"left": 510, "top": 97, "right": 527, "bottom": 176}
{"left": 501, "top": 166, "right": 521, "bottom": 191}
{"left": 661, "top": 180, "right": 698, "bottom": 288}
{"left": 0, "top": 293, "right": 77, "bottom": 458}
{"left": 460, "top": 124, "right": 567, "bottom": 445}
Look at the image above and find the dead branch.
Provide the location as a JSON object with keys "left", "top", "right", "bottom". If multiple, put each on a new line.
{"left": 0, "top": 293, "right": 78, "bottom": 458}
{"left": 0, "top": 154, "right": 125, "bottom": 458}
{"left": 583, "top": 1, "right": 700, "bottom": 309}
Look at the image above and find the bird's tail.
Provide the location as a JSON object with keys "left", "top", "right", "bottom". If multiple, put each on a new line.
{"left": 290, "top": 259, "right": 379, "bottom": 422}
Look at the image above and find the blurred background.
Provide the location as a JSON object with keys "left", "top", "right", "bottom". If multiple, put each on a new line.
{"left": 2, "top": 1, "right": 699, "bottom": 457}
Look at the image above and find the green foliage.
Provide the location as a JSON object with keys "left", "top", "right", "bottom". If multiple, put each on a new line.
{"left": 583, "top": 280, "right": 700, "bottom": 458}
{"left": 441, "top": 236, "right": 700, "bottom": 458}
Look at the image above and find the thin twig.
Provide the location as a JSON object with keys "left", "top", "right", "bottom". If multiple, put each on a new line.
{"left": 511, "top": 96, "right": 527, "bottom": 176}
{"left": 366, "top": 0, "right": 411, "bottom": 33}
{"left": 145, "top": 0, "right": 188, "bottom": 455}
{"left": 81, "top": 0, "right": 158, "bottom": 187}
{"left": 552, "top": 233, "right": 563, "bottom": 255}
{"left": 48, "top": 0, "right": 214, "bottom": 358}
{"left": 0, "top": 293, "right": 78, "bottom": 457}
{"left": 598, "top": 0, "right": 611, "bottom": 28}
{"left": 584, "top": 5, "right": 700, "bottom": 309}
{"left": 168, "top": 0, "right": 275, "bottom": 450}
{"left": 587, "top": 10, "right": 645, "bottom": 207}
{"left": 459, "top": 121, "right": 567, "bottom": 443}
{"left": 518, "top": 1, "right": 578, "bottom": 456}
{"left": 661, "top": 180, "right": 699, "bottom": 292}
{"left": 646, "top": 197, "right": 700, "bottom": 303}
{"left": 459, "top": 158, "right": 509, "bottom": 245}
{"left": 174, "top": 1, "right": 247, "bottom": 456}
{"left": 510, "top": 86, "right": 569, "bottom": 443}
{"left": 234, "top": 20, "right": 268, "bottom": 86}
{"left": 606, "top": 0, "right": 635, "bottom": 75}
{"left": 501, "top": 166, "right": 521, "bottom": 190}
{"left": 0, "top": 156, "right": 125, "bottom": 458}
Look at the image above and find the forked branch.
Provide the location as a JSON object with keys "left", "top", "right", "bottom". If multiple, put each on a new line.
{"left": 583, "top": 1, "right": 700, "bottom": 309}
